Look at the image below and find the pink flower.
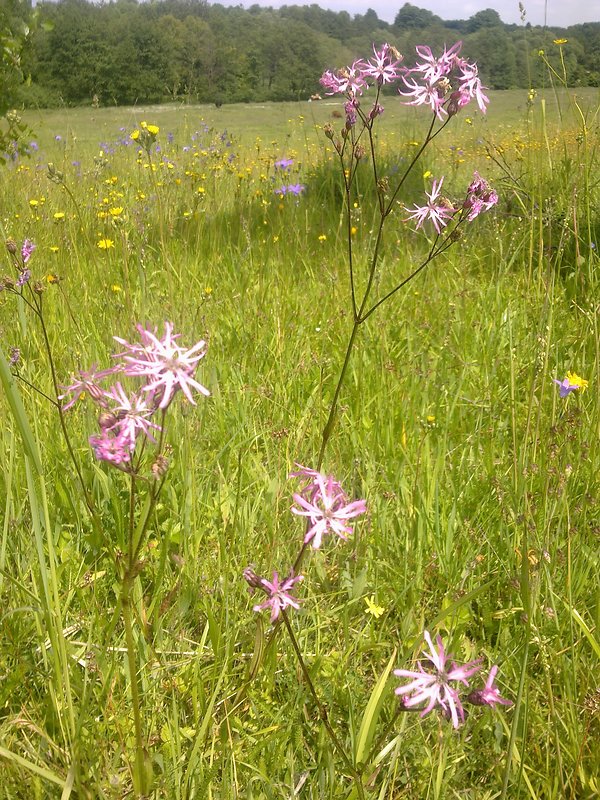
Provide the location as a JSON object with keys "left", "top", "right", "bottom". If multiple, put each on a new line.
{"left": 463, "top": 172, "right": 498, "bottom": 221}
{"left": 291, "top": 468, "right": 367, "bottom": 549}
{"left": 21, "top": 239, "right": 36, "bottom": 264}
{"left": 466, "top": 666, "right": 513, "bottom": 708}
{"left": 244, "top": 569, "right": 304, "bottom": 623}
{"left": 114, "top": 322, "right": 209, "bottom": 409}
{"left": 89, "top": 429, "right": 132, "bottom": 465}
{"left": 394, "top": 631, "right": 482, "bottom": 729}
{"left": 405, "top": 177, "right": 456, "bottom": 233}
{"left": 319, "top": 61, "right": 368, "bottom": 97}
{"left": 400, "top": 42, "right": 488, "bottom": 118}
{"left": 455, "top": 60, "right": 489, "bottom": 113}
{"left": 400, "top": 77, "right": 447, "bottom": 119}
{"left": 59, "top": 364, "right": 120, "bottom": 411}
{"left": 410, "top": 41, "right": 463, "bottom": 84}
{"left": 362, "top": 43, "right": 404, "bottom": 85}
{"left": 103, "top": 381, "right": 161, "bottom": 450}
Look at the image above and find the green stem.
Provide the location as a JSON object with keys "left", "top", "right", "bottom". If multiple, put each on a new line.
{"left": 122, "top": 585, "right": 147, "bottom": 797}
{"left": 281, "top": 610, "right": 365, "bottom": 800}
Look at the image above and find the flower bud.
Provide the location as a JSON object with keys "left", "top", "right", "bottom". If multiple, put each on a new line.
{"left": 5, "top": 238, "right": 17, "bottom": 255}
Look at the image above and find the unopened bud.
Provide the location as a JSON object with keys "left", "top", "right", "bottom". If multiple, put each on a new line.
{"left": 98, "top": 411, "right": 118, "bottom": 430}
{"left": 323, "top": 123, "right": 335, "bottom": 140}
{"left": 151, "top": 453, "right": 169, "bottom": 478}
{"left": 5, "top": 238, "right": 17, "bottom": 255}
{"left": 354, "top": 145, "right": 366, "bottom": 160}
{"left": 377, "top": 177, "right": 390, "bottom": 196}
{"left": 243, "top": 567, "right": 264, "bottom": 591}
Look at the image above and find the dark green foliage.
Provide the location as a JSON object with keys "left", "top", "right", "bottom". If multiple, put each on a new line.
{"left": 12, "top": 0, "right": 600, "bottom": 108}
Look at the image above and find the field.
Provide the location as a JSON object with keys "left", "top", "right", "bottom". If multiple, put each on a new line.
{"left": 0, "top": 82, "right": 599, "bottom": 800}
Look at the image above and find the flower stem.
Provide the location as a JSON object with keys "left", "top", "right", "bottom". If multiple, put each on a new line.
{"left": 121, "top": 583, "right": 148, "bottom": 797}
{"left": 281, "top": 609, "right": 365, "bottom": 799}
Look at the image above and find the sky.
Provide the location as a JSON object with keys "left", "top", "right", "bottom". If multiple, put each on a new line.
{"left": 209, "top": 0, "right": 599, "bottom": 28}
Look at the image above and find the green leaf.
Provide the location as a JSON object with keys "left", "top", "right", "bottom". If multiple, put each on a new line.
{"left": 0, "top": 347, "right": 42, "bottom": 473}
{"left": 354, "top": 647, "right": 397, "bottom": 767}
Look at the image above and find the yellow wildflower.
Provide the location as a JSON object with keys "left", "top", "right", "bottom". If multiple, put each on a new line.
{"left": 566, "top": 371, "right": 588, "bottom": 391}
{"left": 364, "top": 595, "right": 385, "bottom": 619}
{"left": 97, "top": 238, "right": 114, "bottom": 250}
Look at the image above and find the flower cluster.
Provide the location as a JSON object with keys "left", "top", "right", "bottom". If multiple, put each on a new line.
{"left": 320, "top": 43, "right": 404, "bottom": 99}
{"left": 130, "top": 120, "right": 160, "bottom": 152}
{"left": 3, "top": 237, "right": 36, "bottom": 290}
{"left": 59, "top": 322, "right": 209, "bottom": 466}
{"left": 401, "top": 42, "right": 489, "bottom": 119}
{"left": 244, "top": 466, "right": 366, "bottom": 622}
{"left": 405, "top": 171, "right": 498, "bottom": 234}
{"left": 274, "top": 183, "right": 305, "bottom": 197}
{"left": 553, "top": 371, "right": 588, "bottom": 397}
{"left": 291, "top": 464, "right": 367, "bottom": 549}
{"left": 463, "top": 172, "right": 499, "bottom": 221}
{"left": 319, "top": 41, "right": 487, "bottom": 127}
{"left": 394, "top": 631, "right": 512, "bottom": 728}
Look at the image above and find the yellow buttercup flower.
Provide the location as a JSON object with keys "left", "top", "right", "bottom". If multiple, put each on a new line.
{"left": 566, "top": 371, "right": 588, "bottom": 391}
{"left": 364, "top": 595, "right": 385, "bottom": 619}
{"left": 97, "top": 238, "right": 114, "bottom": 250}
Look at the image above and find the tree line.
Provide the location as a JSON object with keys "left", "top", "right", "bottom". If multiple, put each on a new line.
{"left": 11, "top": 0, "right": 600, "bottom": 107}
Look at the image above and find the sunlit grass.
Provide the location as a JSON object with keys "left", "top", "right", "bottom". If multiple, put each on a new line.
{"left": 0, "top": 87, "right": 598, "bottom": 799}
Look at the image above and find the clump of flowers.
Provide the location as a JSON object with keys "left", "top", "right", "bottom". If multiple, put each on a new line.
{"left": 319, "top": 41, "right": 487, "bottom": 126}
{"left": 244, "top": 465, "right": 366, "bottom": 623}
{"left": 394, "top": 631, "right": 512, "bottom": 729}
{"left": 274, "top": 183, "right": 305, "bottom": 197}
{"left": 60, "top": 322, "right": 209, "bottom": 467}
{"left": 291, "top": 464, "right": 367, "bottom": 550}
{"left": 553, "top": 371, "right": 588, "bottom": 397}
{"left": 3, "top": 237, "right": 36, "bottom": 290}
{"left": 130, "top": 120, "right": 160, "bottom": 153}
{"left": 401, "top": 42, "right": 489, "bottom": 119}
{"left": 404, "top": 171, "right": 498, "bottom": 234}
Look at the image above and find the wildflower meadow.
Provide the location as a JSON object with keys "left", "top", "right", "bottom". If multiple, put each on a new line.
{"left": 0, "top": 41, "right": 599, "bottom": 800}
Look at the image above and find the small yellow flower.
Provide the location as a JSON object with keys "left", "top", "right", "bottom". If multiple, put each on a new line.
{"left": 423, "top": 170, "right": 432, "bottom": 179}
{"left": 566, "top": 371, "right": 588, "bottom": 392}
{"left": 318, "top": 234, "right": 327, "bottom": 242}
{"left": 364, "top": 595, "right": 385, "bottom": 619}
{"left": 130, "top": 129, "right": 140, "bottom": 141}
{"left": 204, "top": 286, "right": 213, "bottom": 295}
{"left": 553, "top": 38, "right": 568, "bottom": 45}
{"left": 146, "top": 124, "right": 159, "bottom": 136}
{"left": 109, "top": 206, "right": 124, "bottom": 217}
{"left": 111, "top": 284, "right": 122, "bottom": 292}
{"left": 49, "top": 246, "right": 59, "bottom": 253}
{"left": 29, "top": 199, "right": 39, "bottom": 207}
{"left": 350, "top": 226, "right": 358, "bottom": 236}
{"left": 97, "top": 238, "right": 114, "bottom": 250}
{"left": 426, "top": 414, "right": 436, "bottom": 424}
{"left": 46, "top": 273, "right": 60, "bottom": 284}
{"left": 53, "top": 212, "right": 65, "bottom": 221}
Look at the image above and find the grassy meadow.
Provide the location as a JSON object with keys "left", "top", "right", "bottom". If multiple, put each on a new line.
{"left": 0, "top": 84, "right": 599, "bottom": 799}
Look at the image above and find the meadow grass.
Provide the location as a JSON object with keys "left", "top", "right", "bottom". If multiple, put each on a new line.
{"left": 0, "top": 84, "right": 599, "bottom": 799}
